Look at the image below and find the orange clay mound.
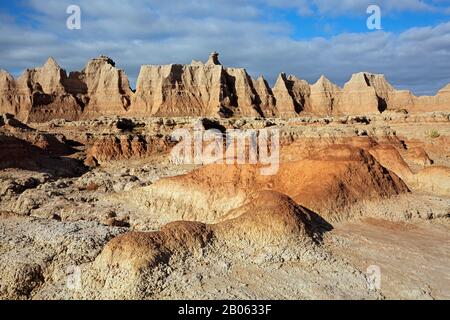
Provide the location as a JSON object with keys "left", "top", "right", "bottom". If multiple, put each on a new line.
{"left": 122, "top": 144, "right": 408, "bottom": 222}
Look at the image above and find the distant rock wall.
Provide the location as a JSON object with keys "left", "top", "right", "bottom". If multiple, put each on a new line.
{"left": 1, "top": 52, "right": 449, "bottom": 122}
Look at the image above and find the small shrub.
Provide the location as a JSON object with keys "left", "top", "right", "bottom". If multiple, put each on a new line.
{"left": 428, "top": 129, "right": 440, "bottom": 139}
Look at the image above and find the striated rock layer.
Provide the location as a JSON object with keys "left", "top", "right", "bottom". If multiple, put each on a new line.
{"left": 1, "top": 53, "right": 449, "bottom": 122}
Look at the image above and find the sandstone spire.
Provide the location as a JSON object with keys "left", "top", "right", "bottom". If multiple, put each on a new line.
{"left": 44, "top": 56, "right": 60, "bottom": 69}
{"left": 206, "top": 51, "right": 221, "bottom": 66}
{"left": 81, "top": 55, "right": 133, "bottom": 118}
{"left": 254, "top": 76, "right": 277, "bottom": 117}
{"left": 337, "top": 72, "right": 388, "bottom": 115}
{"left": 272, "top": 73, "right": 298, "bottom": 118}
{"left": 310, "top": 75, "right": 341, "bottom": 116}
{"left": 0, "top": 70, "right": 18, "bottom": 116}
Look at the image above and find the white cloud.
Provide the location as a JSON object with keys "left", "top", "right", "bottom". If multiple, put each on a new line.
{"left": 0, "top": 1, "right": 449, "bottom": 95}
{"left": 269, "top": 0, "right": 443, "bottom": 16}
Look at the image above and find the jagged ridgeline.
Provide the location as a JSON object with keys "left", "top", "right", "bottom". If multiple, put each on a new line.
{"left": 1, "top": 52, "right": 449, "bottom": 123}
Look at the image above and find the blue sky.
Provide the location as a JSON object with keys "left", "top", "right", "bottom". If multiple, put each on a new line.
{"left": 1, "top": 0, "right": 450, "bottom": 94}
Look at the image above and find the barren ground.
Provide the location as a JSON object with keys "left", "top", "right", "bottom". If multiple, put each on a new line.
{"left": 0, "top": 112, "right": 449, "bottom": 300}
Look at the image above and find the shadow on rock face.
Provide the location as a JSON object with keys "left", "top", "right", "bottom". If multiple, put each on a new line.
{"left": 0, "top": 135, "right": 87, "bottom": 178}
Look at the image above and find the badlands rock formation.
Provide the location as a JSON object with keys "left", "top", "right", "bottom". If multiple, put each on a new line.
{"left": 131, "top": 52, "right": 265, "bottom": 117}
{"left": 1, "top": 57, "right": 83, "bottom": 123}
{"left": 0, "top": 112, "right": 449, "bottom": 299}
{"left": 78, "top": 56, "right": 133, "bottom": 118}
{"left": 1, "top": 52, "right": 449, "bottom": 122}
{"left": 0, "top": 56, "right": 132, "bottom": 123}
{"left": 0, "top": 52, "right": 449, "bottom": 300}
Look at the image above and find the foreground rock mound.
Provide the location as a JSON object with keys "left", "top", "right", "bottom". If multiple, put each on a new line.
{"left": 82, "top": 191, "right": 328, "bottom": 299}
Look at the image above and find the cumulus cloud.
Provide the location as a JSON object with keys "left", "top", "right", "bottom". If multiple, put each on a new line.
{"left": 0, "top": 0, "right": 449, "bottom": 95}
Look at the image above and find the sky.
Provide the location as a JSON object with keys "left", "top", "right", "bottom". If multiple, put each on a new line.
{"left": 1, "top": 0, "right": 450, "bottom": 95}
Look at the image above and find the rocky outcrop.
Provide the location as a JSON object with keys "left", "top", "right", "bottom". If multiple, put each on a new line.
{"left": 309, "top": 76, "right": 341, "bottom": 116}
{"left": 131, "top": 61, "right": 228, "bottom": 117}
{"left": 223, "top": 67, "right": 262, "bottom": 117}
{"left": 0, "top": 70, "right": 19, "bottom": 116}
{"left": 1, "top": 54, "right": 449, "bottom": 122}
{"left": 85, "top": 134, "right": 175, "bottom": 164}
{"left": 272, "top": 73, "right": 300, "bottom": 117}
{"left": 413, "top": 84, "right": 450, "bottom": 112}
{"left": 1, "top": 58, "right": 83, "bottom": 122}
{"left": 336, "top": 72, "right": 391, "bottom": 115}
{"left": 0, "top": 56, "right": 132, "bottom": 122}
{"left": 131, "top": 52, "right": 265, "bottom": 117}
{"left": 80, "top": 56, "right": 133, "bottom": 118}
{"left": 253, "top": 76, "right": 277, "bottom": 117}
{"left": 336, "top": 72, "right": 450, "bottom": 114}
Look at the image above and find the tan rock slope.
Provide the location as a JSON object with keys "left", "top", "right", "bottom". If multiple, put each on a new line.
{"left": 1, "top": 53, "right": 449, "bottom": 122}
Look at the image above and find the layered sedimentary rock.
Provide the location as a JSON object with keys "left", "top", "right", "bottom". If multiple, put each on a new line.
{"left": 272, "top": 73, "right": 300, "bottom": 117}
{"left": 86, "top": 134, "right": 175, "bottom": 164}
{"left": 335, "top": 72, "right": 450, "bottom": 114}
{"left": 131, "top": 52, "right": 264, "bottom": 117}
{"left": 80, "top": 56, "right": 133, "bottom": 118}
{"left": 0, "top": 53, "right": 449, "bottom": 122}
{"left": 253, "top": 76, "right": 277, "bottom": 117}
{"left": 414, "top": 84, "right": 450, "bottom": 112}
{"left": 131, "top": 62, "right": 227, "bottom": 117}
{"left": 336, "top": 72, "right": 391, "bottom": 115}
{"left": 0, "top": 56, "right": 132, "bottom": 122}
{"left": 0, "top": 70, "right": 18, "bottom": 116}
{"left": 309, "top": 76, "right": 341, "bottom": 116}
{"left": 1, "top": 58, "right": 83, "bottom": 122}
{"left": 223, "top": 67, "right": 262, "bottom": 117}
{"left": 272, "top": 74, "right": 339, "bottom": 117}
